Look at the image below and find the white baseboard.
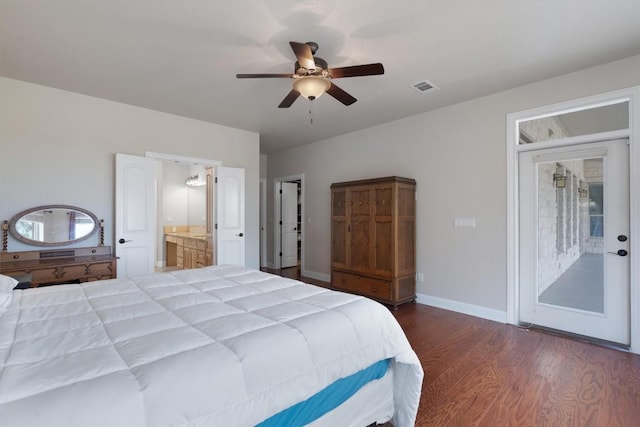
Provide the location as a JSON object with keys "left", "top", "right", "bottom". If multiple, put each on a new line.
{"left": 156, "top": 261, "right": 165, "bottom": 268}
{"left": 416, "top": 293, "right": 507, "bottom": 324}
{"left": 302, "top": 269, "right": 331, "bottom": 283}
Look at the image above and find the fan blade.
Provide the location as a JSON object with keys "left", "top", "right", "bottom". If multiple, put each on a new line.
{"left": 278, "top": 89, "right": 301, "bottom": 108}
{"left": 328, "top": 63, "right": 384, "bottom": 79}
{"left": 289, "top": 41, "right": 316, "bottom": 70}
{"left": 236, "top": 73, "right": 293, "bottom": 78}
{"left": 326, "top": 83, "right": 357, "bottom": 106}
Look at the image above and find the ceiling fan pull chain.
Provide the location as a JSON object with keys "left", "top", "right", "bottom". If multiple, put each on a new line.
{"left": 309, "top": 99, "right": 313, "bottom": 124}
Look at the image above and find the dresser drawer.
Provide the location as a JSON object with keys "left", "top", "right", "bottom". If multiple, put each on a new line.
{"left": 357, "top": 276, "right": 392, "bottom": 300}
{"left": 332, "top": 271, "right": 359, "bottom": 292}
{"left": 61, "top": 265, "right": 89, "bottom": 280}
{"left": 31, "top": 268, "right": 59, "bottom": 283}
{"left": 332, "top": 270, "right": 395, "bottom": 304}
{"left": 88, "top": 261, "right": 114, "bottom": 277}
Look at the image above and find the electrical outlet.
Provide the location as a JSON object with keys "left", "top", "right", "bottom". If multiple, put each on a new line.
{"left": 416, "top": 272, "right": 424, "bottom": 283}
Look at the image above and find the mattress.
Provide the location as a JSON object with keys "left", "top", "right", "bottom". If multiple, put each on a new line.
{"left": 0, "top": 265, "right": 423, "bottom": 426}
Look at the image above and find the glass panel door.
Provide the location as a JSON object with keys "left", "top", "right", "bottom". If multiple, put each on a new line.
{"left": 519, "top": 139, "right": 630, "bottom": 344}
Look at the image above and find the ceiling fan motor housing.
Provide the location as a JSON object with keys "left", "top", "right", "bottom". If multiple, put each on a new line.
{"left": 295, "top": 57, "right": 328, "bottom": 75}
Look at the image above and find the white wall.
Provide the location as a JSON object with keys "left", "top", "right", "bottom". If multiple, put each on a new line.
{"left": 0, "top": 77, "right": 261, "bottom": 269}
{"left": 266, "top": 55, "right": 640, "bottom": 311}
{"left": 162, "top": 162, "right": 191, "bottom": 227}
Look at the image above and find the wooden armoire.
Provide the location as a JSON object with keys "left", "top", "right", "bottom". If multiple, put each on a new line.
{"left": 331, "top": 176, "right": 416, "bottom": 308}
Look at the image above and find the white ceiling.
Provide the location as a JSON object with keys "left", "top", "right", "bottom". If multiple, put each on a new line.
{"left": 1, "top": 0, "right": 639, "bottom": 154}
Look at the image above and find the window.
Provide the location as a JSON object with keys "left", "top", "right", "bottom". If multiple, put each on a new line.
{"left": 589, "top": 183, "right": 604, "bottom": 237}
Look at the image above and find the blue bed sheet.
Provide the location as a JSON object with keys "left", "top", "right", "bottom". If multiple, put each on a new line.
{"left": 256, "top": 358, "right": 390, "bottom": 427}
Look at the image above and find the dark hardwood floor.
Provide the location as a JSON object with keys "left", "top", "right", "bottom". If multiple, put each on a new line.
{"left": 263, "top": 267, "right": 640, "bottom": 426}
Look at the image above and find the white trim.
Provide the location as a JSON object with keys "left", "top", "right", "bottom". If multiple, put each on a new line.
{"left": 628, "top": 88, "right": 640, "bottom": 354}
{"left": 415, "top": 293, "right": 507, "bottom": 324}
{"left": 259, "top": 179, "right": 267, "bottom": 268}
{"left": 273, "top": 174, "right": 305, "bottom": 271}
{"left": 145, "top": 151, "right": 222, "bottom": 166}
{"left": 508, "top": 87, "right": 635, "bottom": 123}
{"left": 507, "top": 85, "right": 640, "bottom": 354}
{"left": 302, "top": 269, "right": 331, "bottom": 283}
{"left": 517, "top": 129, "right": 630, "bottom": 153}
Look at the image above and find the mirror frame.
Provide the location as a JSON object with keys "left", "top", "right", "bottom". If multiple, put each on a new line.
{"left": 9, "top": 204, "right": 99, "bottom": 247}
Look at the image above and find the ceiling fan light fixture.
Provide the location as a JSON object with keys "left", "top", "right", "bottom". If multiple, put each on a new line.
{"left": 293, "top": 75, "right": 331, "bottom": 100}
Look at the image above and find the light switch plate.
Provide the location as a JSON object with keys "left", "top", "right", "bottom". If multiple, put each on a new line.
{"left": 454, "top": 218, "right": 476, "bottom": 228}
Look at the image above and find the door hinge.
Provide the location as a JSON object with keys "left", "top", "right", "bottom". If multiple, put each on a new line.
{"left": 215, "top": 177, "right": 218, "bottom": 183}
{"left": 215, "top": 223, "right": 218, "bottom": 230}
{"left": 279, "top": 220, "right": 282, "bottom": 225}
{"left": 279, "top": 189, "right": 282, "bottom": 194}
{"left": 279, "top": 252, "right": 282, "bottom": 257}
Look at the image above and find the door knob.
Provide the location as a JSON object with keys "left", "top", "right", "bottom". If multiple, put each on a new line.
{"left": 237, "top": 233, "right": 244, "bottom": 237}
{"left": 118, "top": 238, "right": 132, "bottom": 244}
{"left": 607, "top": 249, "right": 628, "bottom": 256}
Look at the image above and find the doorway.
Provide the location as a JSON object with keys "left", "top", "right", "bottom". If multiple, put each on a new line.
{"left": 273, "top": 174, "right": 304, "bottom": 272}
{"left": 518, "top": 139, "right": 630, "bottom": 345}
{"left": 506, "top": 87, "right": 640, "bottom": 354}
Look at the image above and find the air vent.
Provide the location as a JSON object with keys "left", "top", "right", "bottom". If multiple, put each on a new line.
{"left": 411, "top": 80, "right": 438, "bottom": 94}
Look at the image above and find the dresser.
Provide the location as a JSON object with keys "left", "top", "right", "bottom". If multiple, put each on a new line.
{"left": 331, "top": 176, "right": 416, "bottom": 308}
{"left": 0, "top": 246, "right": 117, "bottom": 287}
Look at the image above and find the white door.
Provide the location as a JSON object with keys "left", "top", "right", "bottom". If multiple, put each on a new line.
{"left": 519, "top": 139, "right": 630, "bottom": 344}
{"left": 281, "top": 182, "right": 299, "bottom": 268}
{"left": 115, "top": 153, "right": 156, "bottom": 278}
{"left": 216, "top": 166, "right": 245, "bottom": 265}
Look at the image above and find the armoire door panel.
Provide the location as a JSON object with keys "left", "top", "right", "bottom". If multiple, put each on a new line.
{"left": 332, "top": 220, "right": 348, "bottom": 267}
{"left": 374, "top": 186, "right": 393, "bottom": 216}
{"left": 350, "top": 219, "right": 371, "bottom": 271}
{"left": 374, "top": 220, "right": 393, "bottom": 274}
{"left": 349, "top": 187, "right": 371, "bottom": 216}
{"left": 332, "top": 189, "right": 347, "bottom": 217}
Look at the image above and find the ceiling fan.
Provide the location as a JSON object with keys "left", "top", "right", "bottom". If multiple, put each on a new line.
{"left": 236, "top": 41, "right": 384, "bottom": 108}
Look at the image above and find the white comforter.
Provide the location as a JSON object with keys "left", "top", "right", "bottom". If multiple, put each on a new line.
{"left": 0, "top": 265, "right": 422, "bottom": 426}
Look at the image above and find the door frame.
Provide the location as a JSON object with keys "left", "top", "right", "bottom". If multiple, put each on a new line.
{"left": 260, "top": 179, "right": 267, "bottom": 268}
{"left": 273, "top": 173, "right": 304, "bottom": 271}
{"left": 145, "top": 151, "right": 221, "bottom": 268}
{"left": 506, "top": 86, "right": 640, "bottom": 354}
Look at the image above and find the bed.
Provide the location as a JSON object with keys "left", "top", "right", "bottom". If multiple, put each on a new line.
{"left": 0, "top": 265, "right": 423, "bottom": 426}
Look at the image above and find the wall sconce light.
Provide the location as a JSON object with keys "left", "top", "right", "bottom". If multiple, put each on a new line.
{"left": 553, "top": 173, "right": 567, "bottom": 188}
{"left": 578, "top": 187, "right": 588, "bottom": 198}
{"left": 186, "top": 174, "right": 205, "bottom": 187}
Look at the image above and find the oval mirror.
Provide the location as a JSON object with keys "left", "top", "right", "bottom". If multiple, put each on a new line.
{"left": 9, "top": 205, "right": 98, "bottom": 246}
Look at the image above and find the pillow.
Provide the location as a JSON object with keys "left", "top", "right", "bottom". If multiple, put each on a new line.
{"left": 0, "top": 274, "right": 19, "bottom": 309}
